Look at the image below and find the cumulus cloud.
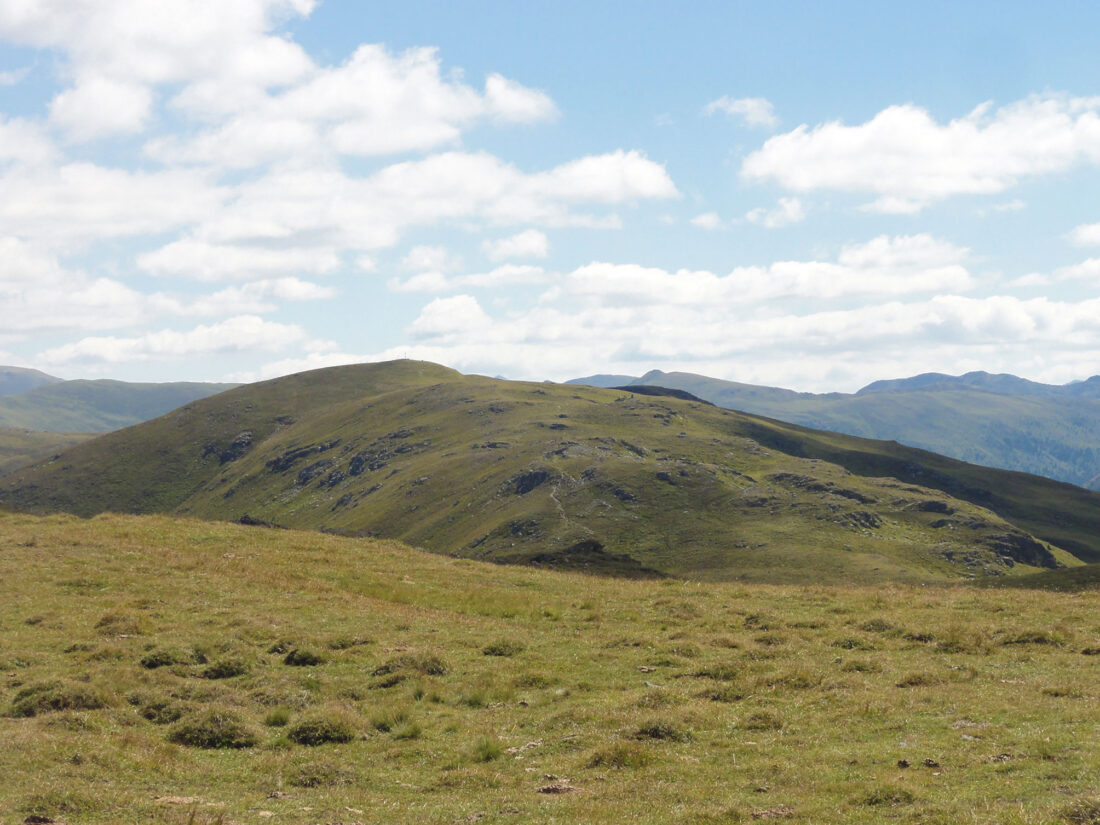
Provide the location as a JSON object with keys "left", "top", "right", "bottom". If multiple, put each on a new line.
{"left": 138, "top": 239, "right": 340, "bottom": 282}
{"left": 38, "top": 315, "right": 323, "bottom": 366}
{"left": 388, "top": 287, "right": 1100, "bottom": 392}
{"left": 389, "top": 264, "right": 547, "bottom": 293}
{"left": 401, "top": 245, "right": 461, "bottom": 273}
{"left": 408, "top": 295, "right": 492, "bottom": 339}
{"left": 704, "top": 96, "right": 778, "bottom": 128}
{"left": 741, "top": 95, "right": 1100, "bottom": 212}
{"left": 690, "top": 212, "right": 723, "bottom": 230}
{"left": 1011, "top": 258, "right": 1100, "bottom": 288}
{"left": 746, "top": 197, "right": 805, "bottom": 228}
{"left": 1068, "top": 222, "right": 1100, "bottom": 246}
{"left": 147, "top": 43, "right": 556, "bottom": 166}
{"left": 1, "top": 0, "right": 316, "bottom": 140}
{"left": 0, "top": 163, "right": 225, "bottom": 248}
{"left": 0, "top": 66, "right": 29, "bottom": 86}
{"left": 560, "top": 235, "right": 970, "bottom": 307}
{"left": 482, "top": 229, "right": 549, "bottom": 261}
{"left": 0, "top": 116, "right": 57, "bottom": 166}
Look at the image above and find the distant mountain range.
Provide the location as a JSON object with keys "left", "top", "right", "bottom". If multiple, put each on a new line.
{"left": 568, "top": 370, "right": 1100, "bottom": 490}
{"left": 0, "top": 366, "right": 62, "bottom": 397}
{"left": 5, "top": 360, "right": 1100, "bottom": 586}
{"left": 0, "top": 369, "right": 238, "bottom": 432}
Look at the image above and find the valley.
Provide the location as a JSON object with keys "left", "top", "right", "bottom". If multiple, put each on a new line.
{"left": 4, "top": 360, "right": 1100, "bottom": 586}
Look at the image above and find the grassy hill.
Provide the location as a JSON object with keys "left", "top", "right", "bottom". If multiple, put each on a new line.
{"left": 4, "top": 359, "right": 1100, "bottom": 585}
{"left": 0, "top": 365, "right": 61, "bottom": 397}
{"left": 0, "top": 378, "right": 238, "bottom": 432}
{"left": 573, "top": 370, "right": 1100, "bottom": 490}
{"left": 1, "top": 510, "right": 1097, "bottom": 824}
{"left": 0, "top": 427, "right": 93, "bottom": 476}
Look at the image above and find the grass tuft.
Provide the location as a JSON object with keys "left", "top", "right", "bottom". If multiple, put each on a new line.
{"left": 283, "top": 648, "right": 325, "bottom": 667}
{"left": 587, "top": 742, "right": 651, "bottom": 769}
{"left": 287, "top": 712, "right": 357, "bottom": 746}
{"left": 167, "top": 708, "right": 259, "bottom": 749}
{"left": 9, "top": 681, "right": 107, "bottom": 717}
{"left": 482, "top": 639, "right": 525, "bottom": 657}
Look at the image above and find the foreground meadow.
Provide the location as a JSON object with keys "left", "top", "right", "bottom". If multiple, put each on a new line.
{"left": 0, "top": 511, "right": 1097, "bottom": 824}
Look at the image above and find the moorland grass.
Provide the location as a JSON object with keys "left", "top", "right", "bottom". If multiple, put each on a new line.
{"left": 0, "top": 510, "right": 1097, "bottom": 824}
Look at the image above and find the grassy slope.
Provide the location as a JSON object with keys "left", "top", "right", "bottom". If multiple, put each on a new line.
{"left": 0, "top": 427, "right": 93, "bottom": 476}
{"left": 0, "top": 378, "right": 239, "bottom": 432}
{"left": 625, "top": 371, "right": 1100, "bottom": 489}
{"left": 1, "top": 360, "right": 1096, "bottom": 585}
{"left": 1, "top": 511, "right": 1097, "bottom": 825}
{"left": 0, "top": 365, "right": 61, "bottom": 397}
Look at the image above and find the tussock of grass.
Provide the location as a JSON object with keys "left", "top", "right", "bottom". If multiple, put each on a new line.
{"left": 633, "top": 720, "right": 692, "bottom": 742}
{"left": 8, "top": 681, "right": 107, "bottom": 717}
{"left": 741, "top": 711, "right": 783, "bottom": 731}
{"left": 283, "top": 648, "right": 325, "bottom": 666}
{"left": 861, "top": 785, "right": 916, "bottom": 806}
{"left": 587, "top": 741, "right": 651, "bottom": 769}
{"left": 471, "top": 736, "right": 503, "bottom": 762}
{"left": 139, "top": 647, "right": 193, "bottom": 669}
{"left": 287, "top": 712, "right": 356, "bottom": 746}
{"left": 482, "top": 639, "right": 525, "bottom": 657}
{"left": 199, "top": 657, "right": 250, "bottom": 679}
{"left": 372, "top": 653, "right": 448, "bottom": 676}
{"left": 286, "top": 760, "right": 355, "bottom": 787}
{"left": 167, "top": 708, "right": 258, "bottom": 749}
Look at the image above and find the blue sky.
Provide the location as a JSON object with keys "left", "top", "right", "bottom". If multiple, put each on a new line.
{"left": 2, "top": 1, "right": 1100, "bottom": 390}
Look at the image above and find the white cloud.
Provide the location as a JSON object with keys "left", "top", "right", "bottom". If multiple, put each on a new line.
{"left": 0, "top": 66, "right": 29, "bottom": 86}
{"left": 390, "top": 264, "right": 547, "bottom": 293}
{"left": 1011, "top": 258, "right": 1100, "bottom": 288}
{"left": 0, "top": 236, "right": 171, "bottom": 332}
{"left": 529, "top": 149, "right": 677, "bottom": 203}
{"left": 1068, "top": 222, "right": 1100, "bottom": 246}
{"left": 0, "top": 116, "right": 57, "bottom": 166}
{"left": 482, "top": 229, "right": 549, "bottom": 261}
{"left": 1, "top": 0, "right": 316, "bottom": 141}
{"left": 138, "top": 239, "right": 340, "bottom": 281}
{"left": 37, "top": 315, "right": 322, "bottom": 366}
{"left": 408, "top": 295, "right": 491, "bottom": 339}
{"left": 0, "top": 163, "right": 225, "bottom": 249}
{"left": 483, "top": 73, "right": 557, "bottom": 123}
{"left": 387, "top": 271, "right": 453, "bottom": 294}
{"left": 704, "top": 96, "right": 778, "bottom": 128}
{"left": 742, "top": 95, "right": 1100, "bottom": 211}
{"left": 49, "top": 75, "right": 153, "bottom": 140}
{"left": 187, "top": 277, "right": 336, "bottom": 315}
{"left": 401, "top": 245, "right": 461, "bottom": 273}
{"left": 560, "top": 235, "right": 970, "bottom": 307}
{"left": 745, "top": 196, "right": 805, "bottom": 228}
{"left": 380, "top": 289, "right": 1100, "bottom": 393}
{"left": 690, "top": 212, "right": 723, "bottom": 230}
{"left": 147, "top": 43, "right": 557, "bottom": 166}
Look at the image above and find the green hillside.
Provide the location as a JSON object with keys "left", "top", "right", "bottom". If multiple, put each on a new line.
{"left": 0, "top": 378, "right": 238, "bottom": 432}
{"left": 4, "top": 360, "right": 1098, "bottom": 585}
{"left": 0, "top": 365, "right": 60, "bottom": 397}
{"left": 0, "top": 427, "right": 93, "bottom": 476}
{"left": 1, "top": 510, "right": 1097, "bottom": 825}
{"left": 589, "top": 370, "right": 1100, "bottom": 489}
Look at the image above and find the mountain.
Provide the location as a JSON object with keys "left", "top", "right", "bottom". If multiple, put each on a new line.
{"left": 0, "top": 365, "right": 61, "bottom": 397}
{"left": 0, "top": 378, "right": 239, "bottom": 432}
{"left": 571, "top": 370, "right": 1100, "bottom": 490}
{"left": 566, "top": 373, "right": 638, "bottom": 388}
{"left": 3, "top": 359, "right": 1098, "bottom": 585}
{"left": 0, "top": 427, "right": 93, "bottom": 476}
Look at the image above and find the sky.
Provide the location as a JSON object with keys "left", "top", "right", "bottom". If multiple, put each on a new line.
{"left": 2, "top": 1, "right": 1100, "bottom": 392}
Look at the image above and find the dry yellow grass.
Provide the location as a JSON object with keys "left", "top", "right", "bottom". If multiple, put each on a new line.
{"left": 1, "top": 510, "right": 1097, "bottom": 824}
